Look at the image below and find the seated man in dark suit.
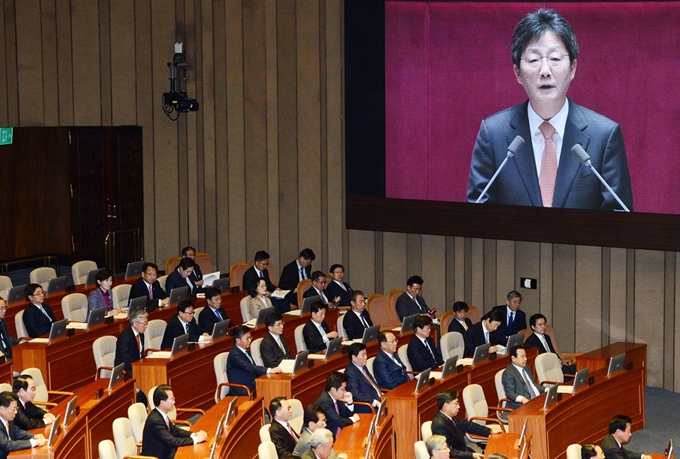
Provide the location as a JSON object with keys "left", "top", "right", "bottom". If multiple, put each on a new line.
{"left": 279, "top": 248, "right": 316, "bottom": 307}
{"left": 324, "top": 264, "right": 353, "bottom": 307}
{"left": 269, "top": 397, "right": 298, "bottom": 459}
{"left": 600, "top": 414, "right": 651, "bottom": 459}
{"left": 491, "top": 291, "right": 527, "bottom": 344}
{"left": 293, "top": 405, "right": 340, "bottom": 459}
{"left": 344, "top": 343, "right": 382, "bottom": 412}
{"left": 129, "top": 262, "right": 169, "bottom": 309}
{"left": 447, "top": 301, "right": 474, "bottom": 357}
{"left": 242, "top": 250, "right": 288, "bottom": 314}
{"left": 114, "top": 310, "right": 148, "bottom": 379}
{"left": 22, "top": 284, "right": 56, "bottom": 338}
{"left": 373, "top": 332, "right": 409, "bottom": 390}
{"left": 12, "top": 375, "right": 55, "bottom": 431}
{"left": 502, "top": 346, "right": 545, "bottom": 410}
{"left": 431, "top": 389, "right": 489, "bottom": 459}
{"left": 140, "top": 384, "right": 207, "bottom": 458}
{"left": 160, "top": 300, "right": 210, "bottom": 350}
{"left": 395, "top": 275, "right": 432, "bottom": 321}
{"left": 314, "top": 372, "right": 360, "bottom": 439}
{"left": 261, "top": 312, "right": 293, "bottom": 368}
{"left": 407, "top": 315, "right": 443, "bottom": 372}
{"left": 197, "top": 287, "right": 229, "bottom": 333}
{"left": 0, "top": 391, "right": 45, "bottom": 455}
{"left": 304, "top": 271, "right": 332, "bottom": 305}
{"left": 0, "top": 298, "right": 20, "bottom": 360}
{"left": 226, "top": 325, "right": 281, "bottom": 396}
{"left": 181, "top": 246, "right": 204, "bottom": 289}
{"left": 164, "top": 257, "right": 198, "bottom": 297}
{"left": 342, "top": 291, "right": 373, "bottom": 340}
{"left": 467, "top": 309, "right": 504, "bottom": 357}
{"left": 525, "top": 313, "right": 576, "bottom": 375}
{"left": 303, "top": 302, "right": 339, "bottom": 353}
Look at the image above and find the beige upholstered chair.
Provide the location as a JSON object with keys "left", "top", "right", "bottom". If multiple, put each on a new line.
{"left": 566, "top": 443, "right": 582, "bottom": 459}
{"left": 461, "top": 383, "right": 506, "bottom": 444}
{"left": 112, "top": 417, "right": 138, "bottom": 459}
{"left": 337, "top": 315, "right": 348, "bottom": 340}
{"left": 193, "top": 306, "right": 203, "bottom": 323}
{"left": 440, "top": 331, "right": 465, "bottom": 361}
{"left": 30, "top": 267, "right": 57, "bottom": 291}
{"left": 287, "top": 398, "right": 304, "bottom": 433}
{"left": 366, "top": 293, "right": 400, "bottom": 329}
{"left": 111, "top": 284, "right": 132, "bottom": 310}
{"left": 294, "top": 324, "right": 307, "bottom": 352}
{"left": 127, "top": 402, "right": 148, "bottom": 443}
{"left": 397, "top": 344, "right": 414, "bottom": 373}
{"left": 0, "top": 276, "right": 12, "bottom": 300}
{"left": 20, "top": 367, "right": 73, "bottom": 408}
{"left": 62, "top": 293, "right": 88, "bottom": 322}
{"left": 14, "top": 310, "right": 30, "bottom": 340}
{"left": 420, "top": 420, "right": 432, "bottom": 440}
{"left": 295, "top": 279, "right": 313, "bottom": 309}
{"left": 144, "top": 319, "right": 167, "bottom": 353}
{"left": 467, "top": 305, "right": 481, "bottom": 324}
{"left": 494, "top": 369, "right": 515, "bottom": 423}
{"left": 92, "top": 335, "right": 117, "bottom": 379}
{"left": 213, "top": 352, "right": 252, "bottom": 402}
{"left": 259, "top": 424, "right": 272, "bottom": 442}
{"left": 535, "top": 352, "right": 572, "bottom": 386}
{"left": 239, "top": 295, "right": 252, "bottom": 322}
{"left": 258, "top": 440, "right": 277, "bottom": 459}
{"left": 387, "top": 289, "right": 405, "bottom": 322}
{"left": 414, "top": 440, "right": 429, "bottom": 459}
{"left": 250, "top": 338, "right": 264, "bottom": 366}
{"left": 156, "top": 275, "right": 168, "bottom": 291}
{"left": 72, "top": 260, "right": 97, "bottom": 285}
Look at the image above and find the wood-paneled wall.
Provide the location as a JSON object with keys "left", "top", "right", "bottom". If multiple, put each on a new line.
{"left": 1, "top": 0, "right": 677, "bottom": 392}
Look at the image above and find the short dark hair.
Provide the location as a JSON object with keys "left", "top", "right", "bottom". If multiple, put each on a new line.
{"left": 254, "top": 251, "right": 270, "bottom": 262}
{"left": 436, "top": 389, "right": 458, "bottom": 410}
{"left": 530, "top": 313, "right": 547, "bottom": 328}
{"left": 414, "top": 314, "right": 433, "bottom": 330}
{"left": 407, "top": 275, "right": 424, "bottom": 286}
{"left": 0, "top": 391, "right": 18, "bottom": 408}
{"left": 264, "top": 312, "right": 283, "bottom": 328}
{"left": 142, "top": 262, "right": 159, "bottom": 273}
{"left": 511, "top": 7, "right": 579, "bottom": 67}
{"left": 325, "top": 372, "right": 347, "bottom": 392}
{"left": 299, "top": 248, "right": 316, "bottom": 261}
{"left": 311, "top": 271, "right": 326, "bottom": 282}
{"left": 350, "top": 290, "right": 365, "bottom": 304}
{"left": 181, "top": 246, "right": 196, "bottom": 256}
{"left": 95, "top": 268, "right": 114, "bottom": 283}
{"left": 609, "top": 414, "right": 632, "bottom": 434}
{"left": 232, "top": 325, "right": 251, "bottom": 341}
{"left": 483, "top": 309, "right": 505, "bottom": 323}
{"left": 303, "top": 404, "right": 326, "bottom": 428}
{"left": 177, "top": 300, "right": 194, "bottom": 314}
{"left": 329, "top": 264, "right": 344, "bottom": 274}
{"left": 177, "top": 257, "right": 195, "bottom": 270}
{"left": 204, "top": 287, "right": 221, "bottom": 301}
{"left": 249, "top": 278, "right": 267, "bottom": 297}
{"left": 581, "top": 444, "right": 599, "bottom": 459}
{"left": 12, "top": 375, "right": 33, "bottom": 393}
{"left": 269, "top": 396, "right": 285, "bottom": 417}
{"left": 509, "top": 345, "right": 525, "bottom": 358}
{"left": 452, "top": 301, "right": 469, "bottom": 313}
{"left": 310, "top": 301, "right": 327, "bottom": 314}
{"left": 347, "top": 342, "right": 366, "bottom": 360}
{"left": 25, "top": 283, "right": 42, "bottom": 299}
{"left": 153, "top": 384, "right": 173, "bottom": 406}
{"left": 378, "top": 331, "right": 393, "bottom": 344}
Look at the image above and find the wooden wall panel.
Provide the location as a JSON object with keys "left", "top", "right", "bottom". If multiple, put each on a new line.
{"left": 539, "top": 242, "right": 553, "bottom": 324}
{"left": 634, "top": 250, "right": 665, "bottom": 387}
{"left": 71, "top": 0, "right": 101, "bottom": 124}
{"left": 0, "top": 1, "right": 8, "bottom": 126}
{"left": 574, "top": 245, "right": 602, "bottom": 353}
{"left": 553, "top": 245, "right": 576, "bottom": 352}
{"left": 422, "top": 235, "right": 445, "bottom": 312}
{"left": 382, "top": 232, "right": 407, "bottom": 295}
{"left": 515, "top": 241, "right": 539, "bottom": 318}
{"left": 15, "top": 0, "right": 44, "bottom": 125}
{"left": 347, "top": 230, "right": 375, "bottom": 297}
{"left": 41, "top": 0, "right": 59, "bottom": 126}
{"left": 110, "top": 0, "right": 137, "bottom": 126}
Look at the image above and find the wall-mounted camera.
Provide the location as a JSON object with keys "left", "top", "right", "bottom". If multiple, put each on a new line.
{"left": 162, "top": 43, "right": 200, "bottom": 120}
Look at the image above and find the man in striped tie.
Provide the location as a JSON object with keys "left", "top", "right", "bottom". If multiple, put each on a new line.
{"left": 269, "top": 397, "right": 299, "bottom": 458}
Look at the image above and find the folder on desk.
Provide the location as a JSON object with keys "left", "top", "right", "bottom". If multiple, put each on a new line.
{"left": 278, "top": 351, "right": 309, "bottom": 375}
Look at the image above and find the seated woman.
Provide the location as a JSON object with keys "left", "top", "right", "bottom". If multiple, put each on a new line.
{"left": 87, "top": 268, "right": 121, "bottom": 318}
{"left": 248, "top": 278, "right": 273, "bottom": 321}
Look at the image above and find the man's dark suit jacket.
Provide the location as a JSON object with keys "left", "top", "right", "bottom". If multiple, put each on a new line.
{"left": 407, "top": 335, "right": 443, "bottom": 372}
{"left": 325, "top": 280, "right": 352, "bottom": 306}
{"left": 395, "top": 292, "right": 429, "bottom": 321}
{"left": 130, "top": 278, "right": 166, "bottom": 308}
{"left": 164, "top": 269, "right": 197, "bottom": 297}
{"left": 226, "top": 347, "right": 267, "bottom": 395}
{"left": 140, "top": 408, "right": 193, "bottom": 459}
{"left": 189, "top": 263, "right": 203, "bottom": 287}
{"left": 303, "top": 320, "right": 330, "bottom": 353}
{"left": 278, "top": 260, "right": 311, "bottom": 291}
{"left": 344, "top": 363, "right": 381, "bottom": 413}
{"left": 467, "top": 99, "right": 633, "bottom": 211}
{"left": 0, "top": 419, "right": 33, "bottom": 459}
{"left": 304, "top": 286, "right": 329, "bottom": 304}
{"left": 242, "top": 266, "right": 277, "bottom": 293}
{"left": 14, "top": 401, "right": 47, "bottom": 431}
{"left": 269, "top": 421, "right": 297, "bottom": 459}
{"left": 23, "top": 303, "right": 56, "bottom": 338}
{"left": 502, "top": 363, "right": 545, "bottom": 410}
{"left": 600, "top": 433, "right": 642, "bottom": 459}
{"left": 197, "top": 306, "right": 229, "bottom": 333}
{"left": 315, "top": 390, "right": 353, "bottom": 439}
{"left": 0, "top": 319, "right": 19, "bottom": 359}
{"left": 448, "top": 318, "right": 475, "bottom": 358}
{"left": 260, "top": 332, "right": 292, "bottom": 368}
{"left": 491, "top": 305, "right": 527, "bottom": 345}
{"left": 373, "top": 350, "right": 409, "bottom": 390}
{"left": 342, "top": 310, "right": 373, "bottom": 340}
{"left": 467, "top": 321, "right": 492, "bottom": 355}
{"left": 114, "top": 326, "right": 144, "bottom": 377}
{"left": 160, "top": 315, "right": 205, "bottom": 350}
{"left": 525, "top": 332, "right": 577, "bottom": 375}
{"left": 431, "top": 410, "right": 490, "bottom": 459}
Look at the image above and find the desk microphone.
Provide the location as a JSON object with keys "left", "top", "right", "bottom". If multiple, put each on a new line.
{"left": 571, "top": 144, "right": 631, "bottom": 212}
{"left": 475, "top": 135, "right": 525, "bottom": 203}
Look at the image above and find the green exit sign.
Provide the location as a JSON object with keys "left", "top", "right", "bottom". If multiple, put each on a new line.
{"left": 0, "top": 128, "right": 13, "bottom": 145}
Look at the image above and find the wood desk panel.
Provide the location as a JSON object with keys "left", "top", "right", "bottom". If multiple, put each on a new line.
{"left": 577, "top": 342, "right": 647, "bottom": 386}
{"left": 334, "top": 414, "right": 395, "bottom": 459}
{"left": 485, "top": 432, "right": 531, "bottom": 459}
{"left": 0, "top": 360, "right": 13, "bottom": 384}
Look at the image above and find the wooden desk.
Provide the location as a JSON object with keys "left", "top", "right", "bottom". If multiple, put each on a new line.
{"left": 508, "top": 366, "right": 645, "bottom": 459}
{"left": 484, "top": 432, "right": 531, "bottom": 459}
{"left": 334, "top": 413, "right": 395, "bottom": 459}
{"left": 577, "top": 342, "right": 647, "bottom": 387}
{"left": 9, "top": 378, "right": 135, "bottom": 459}
{"left": 0, "top": 359, "right": 13, "bottom": 384}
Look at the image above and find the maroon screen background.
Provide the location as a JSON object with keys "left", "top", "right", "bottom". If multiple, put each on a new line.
{"left": 385, "top": 2, "right": 680, "bottom": 214}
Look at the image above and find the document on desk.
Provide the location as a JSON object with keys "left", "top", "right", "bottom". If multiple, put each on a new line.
{"left": 307, "top": 354, "right": 325, "bottom": 360}
{"left": 146, "top": 351, "right": 172, "bottom": 359}
{"left": 557, "top": 385, "right": 574, "bottom": 394}
{"left": 456, "top": 357, "right": 474, "bottom": 366}
{"left": 114, "top": 312, "right": 128, "bottom": 320}
{"left": 341, "top": 339, "right": 362, "bottom": 346}
{"left": 278, "top": 359, "right": 296, "bottom": 373}
{"left": 29, "top": 338, "right": 49, "bottom": 343}
{"left": 202, "top": 271, "right": 220, "bottom": 287}
{"left": 270, "top": 290, "right": 291, "bottom": 299}
{"left": 66, "top": 322, "right": 87, "bottom": 330}
{"left": 244, "top": 318, "right": 257, "bottom": 328}
{"left": 285, "top": 310, "right": 302, "bottom": 316}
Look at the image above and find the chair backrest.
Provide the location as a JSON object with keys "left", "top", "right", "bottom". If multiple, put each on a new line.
{"left": 0, "top": 383, "right": 11, "bottom": 392}
{"left": 15, "top": 310, "right": 29, "bottom": 339}
{"left": 439, "top": 311, "right": 455, "bottom": 336}
{"left": 462, "top": 384, "right": 490, "bottom": 426}
{"left": 467, "top": 305, "right": 481, "bottom": 324}
{"left": 337, "top": 314, "right": 347, "bottom": 339}
{"left": 367, "top": 293, "right": 399, "bottom": 329}
{"left": 535, "top": 353, "right": 564, "bottom": 385}
{"left": 397, "top": 344, "right": 413, "bottom": 372}
{"left": 520, "top": 328, "right": 532, "bottom": 343}
{"left": 111, "top": 284, "right": 132, "bottom": 310}
{"left": 414, "top": 440, "right": 429, "bottom": 459}
{"left": 287, "top": 398, "right": 304, "bottom": 433}
{"left": 98, "top": 439, "right": 118, "bottom": 459}
{"left": 127, "top": 402, "right": 148, "bottom": 443}
{"left": 251, "top": 338, "right": 264, "bottom": 366}
{"left": 259, "top": 424, "right": 272, "bottom": 443}
{"left": 440, "top": 331, "right": 465, "bottom": 361}
{"left": 21, "top": 368, "right": 49, "bottom": 403}
{"left": 239, "top": 296, "right": 251, "bottom": 322}
{"left": 62, "top": 293, "right": 88, "bottom": 322}
{"left": 229, "top": 262, "right": 250, "bottom": 290}
{"left": 194, "top": 253, "right": 212, "bottom": 276}
{"left": 165, "top": 256, "right": 182, "bottom": 277}
{"left": 0, "top": 276, "right": 13, "bottom": 300}
{"left": 193, "top": 306, "right": 204, "bottom": 323}
{"left": 294, "top": 324, "right": 307, "bottom": 352}
{"left": 566, "top": 443, "right": 582, "bottom": 459}
{"left": 387, "top": 289, "right": 405, "bottom": 322}
{"left": 93, "top": 335, "right": 118, "bottom": 379}
{"left": 157, "top": 274, "right": 168, "bottom": 291}
{"left": 494, "top": 369, "right": 507, "bottom": 402}
{"left": 544, "top": 323, "right": 563, "bottom": 357}
{"left": 30, "top": 267, "right": 57, "bottom": 290}
{"left": 258, "top": 440, "right": 277, "bottom": 459}
{"left": 214, "top": 352, "right": 230, "bottom": 402}
{"left": 366, "top": 357, "right": 376, "bottom": 378}
{"left": 146, "top": 319, "right": 167, "bottom": 350}
{"left": 296, "top": 279, "right": 313, "bottom": 309}
{"left": 420, "top": 420, "right": 432, "bottom": 440}
{"left": 72, "top": 260, "right": 97, "bottom": 285}
{"left": 112, "top": 417, "right": 136, "bottom": 459}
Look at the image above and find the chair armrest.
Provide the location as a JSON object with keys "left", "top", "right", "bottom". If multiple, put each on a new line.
{"left": 353, "top": 401, "right": 376, "bottom": 414}
{"left": 176, "top": 407, "right": 206, "bottom": 416}
{"left": 539, "top": 380, "right": 562, "bottom": 387}
{"left": 487, "top": 406, "right": 513, "bottom": 415}
{"left": 215, "top": 382, "right": 252, "bottom": 401}
{"left": 48, "top": 390, "right": 74, "bottom": 397}
{"left": 33, "top": 401, "right": 58, "bottom": 408}
{"left": 144, "top": 348, "right": 160, "bottom": 356}
{"left": 18, "top": 337, "right": 31, "bottom": 342}
{"left": 468, "top": 416, "right": 506, "bottom": 433}
{"left": 170, "top": 419, "right": 192, "bottom": 427}
{"left": 406, "top": 370, "right": 419, "bottom": 375}
{"left": 563, "top": 373, "right": 575, "bottom": 379}
{"left": 95, "top": 366, "right": 114, "bottom": 380}
{"left": 123, "top": 456, "right": 159, "bottom": 459}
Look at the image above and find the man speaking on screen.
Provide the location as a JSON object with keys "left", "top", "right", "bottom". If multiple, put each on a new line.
{"left": 466, "top": 7, "right": 633, "bottom": 211}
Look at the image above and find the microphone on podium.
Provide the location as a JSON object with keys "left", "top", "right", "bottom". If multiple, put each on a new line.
{"left": 571, "top": 144, "right": 631, "bottom": 212}
{"left": 475, "top": 135, "right": 525, "bottom": 204}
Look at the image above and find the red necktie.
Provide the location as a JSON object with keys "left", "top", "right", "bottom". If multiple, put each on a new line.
{"left": 286, "top": 423, "right": 298, "bottom": 442}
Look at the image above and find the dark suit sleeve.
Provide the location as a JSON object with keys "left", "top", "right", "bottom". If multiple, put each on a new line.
{"left": 129, "top": 279, "right": 149, "bottom": 303}
{"left": 431, "top": 414, "right": 473, "bottom": 459}
{"left": 114, "top": 328, "right": 139, "bottom": 376}
{"left": 598, "top": 124, "right": 633, "bottom": 211}
{"left": 457, "top": 417, "right": 491, "bottom": 438}
{"left": 303, "top": 321, "right": 327, "bottom": 353}
{"left": 13, "top": 405, "right": 45, "bottom": 430}
{"left": 345, "top": 364, "right": 380, "bottom": 407}
{"left": 0, "top": 422, "right": 33, "bottom": 454}
{"left": 269, "top": 423, "right": 296, "bottom": 459}
{"left": 261, "top": 334, "right": 290, "bottom": 368}
{"left": 142, "top": 411, "right": 193, "bottom": 451}
{"left": 343, "top": 313, "right": 361, "bottom": 340}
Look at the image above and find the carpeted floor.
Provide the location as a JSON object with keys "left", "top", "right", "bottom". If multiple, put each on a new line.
{"left": 626, "top": 387, "right": 680, "bottom": 455}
